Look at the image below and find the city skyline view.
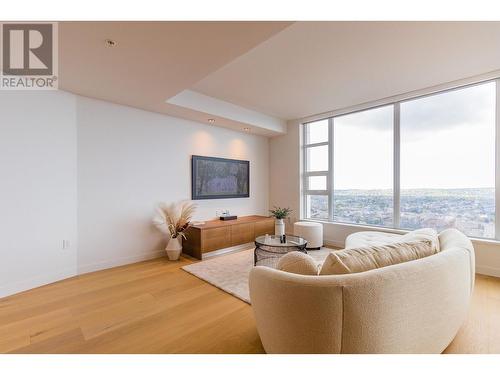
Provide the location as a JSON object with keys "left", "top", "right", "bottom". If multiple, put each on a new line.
{"left": 307, "top": 187, "right": 495, "bottom": 239}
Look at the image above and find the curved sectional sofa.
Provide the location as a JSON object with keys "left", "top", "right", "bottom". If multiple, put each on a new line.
{"left": 249, "top": 228, "right": 475, "bottom": 353}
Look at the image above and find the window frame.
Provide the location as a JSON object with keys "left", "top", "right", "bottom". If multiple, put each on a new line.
{"left": 302, "top": 119, "right": 333, "bottom": 220}
{"left": 301, "top": 78, "right": 500, "bottom": 240}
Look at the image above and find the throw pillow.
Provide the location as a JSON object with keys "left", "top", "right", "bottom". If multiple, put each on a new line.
{"left": 319, "top": 240, "right": 436, "bottom": 275}
{"left": 276, "top": 251, "right": 319, "bottom": 275}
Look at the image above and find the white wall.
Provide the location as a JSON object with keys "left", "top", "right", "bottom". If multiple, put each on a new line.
{"left": 0, "top": 91, "right": 78, "bottom": 298}
{"left": 269, "top": 121, "right": 301, "bottom": 225}
{"left": 270, "top": 122, "right": 500, "bottom": 277}
{"left": 0, "top": 91, "right": 269, "bottom": 297}
{"left": 77, "top": 97, "right": 269, "bottom": 273}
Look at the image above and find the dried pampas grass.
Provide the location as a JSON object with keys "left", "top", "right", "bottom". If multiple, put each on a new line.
{"left": 153, "top": 200, "right": 197, "bottom": 239}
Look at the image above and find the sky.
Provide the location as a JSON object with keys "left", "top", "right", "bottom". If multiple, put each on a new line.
{"left": 308, "top": 81, "right": 496, "bottom": 190}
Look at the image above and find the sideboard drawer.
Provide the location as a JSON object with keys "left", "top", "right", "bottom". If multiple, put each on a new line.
{"left": 254, "top": 219, "right": 275, "bottom": 237}
{"left": 202, "top": 227, "right": 231, "bottom": 253}
{"left": 231, "top": 223, "right": 255, "bottom": 246}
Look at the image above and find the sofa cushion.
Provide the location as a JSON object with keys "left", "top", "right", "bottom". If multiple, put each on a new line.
{"left": 345, "top": 231, "right": 402, "bottom": 248}
{"left": 345, "top": 228, "right": 440, "bottom": 252}
{"left": 277, "top": 251, "right": 319, "bottom": 275}
{"left": 319, "top": 240, "right": 437, "bottom": 275}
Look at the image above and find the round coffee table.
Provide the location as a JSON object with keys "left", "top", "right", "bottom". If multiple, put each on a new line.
{"left": 254, "top": 235, "right": 308, "bottom": 268}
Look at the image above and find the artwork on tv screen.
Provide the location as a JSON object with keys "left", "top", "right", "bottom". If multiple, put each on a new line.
{"left": 192, "top": 155, "right": 249, "bottom": 200}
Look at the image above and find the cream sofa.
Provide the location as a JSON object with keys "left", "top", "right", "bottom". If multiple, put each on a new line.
{"left": 249, "top": 228, "right": 475, "bottom": 354}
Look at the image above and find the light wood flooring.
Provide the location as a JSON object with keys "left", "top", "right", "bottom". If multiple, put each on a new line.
{"left": 0, "top": 255, "right": 499, "bottom": 354}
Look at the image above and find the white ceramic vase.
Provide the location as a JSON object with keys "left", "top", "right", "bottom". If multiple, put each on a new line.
{"left": 165, "top": 236, "right": 182, "bottom": 261}
{"left": 275, "top": 218, "right": 285, "bottom": 237}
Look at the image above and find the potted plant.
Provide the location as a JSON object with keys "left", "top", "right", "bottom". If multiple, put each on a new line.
{"left": 153, "top": 200, "right": 196, "bottom": 260}
{"left": 269, "top": 206, "right": 292, "bottom": 237}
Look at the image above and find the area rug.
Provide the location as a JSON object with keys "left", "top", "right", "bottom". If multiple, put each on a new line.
{"left": 182, "top": 248, "right": 331, "bottom": 304}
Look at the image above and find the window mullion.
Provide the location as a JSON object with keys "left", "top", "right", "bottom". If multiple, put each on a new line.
{"left": 303, "top": 141, "right": 329, "bottom": 148}
{"left": 393, "top": 103, "right": 401, "bottom": 229}
{"left": 302, "top": 123, "right": 307, "bottom": 220}
{"left": 303, "top": 171, "right": 328, "bottom": 177}
{"left": 304, "top": 190, "right": 329, "bottom": 196}
{"left": 495, "top": 79, "right": 500, "bottom": 240}
{"left": 328, "top": 118, "right": 334, "bottom": 222}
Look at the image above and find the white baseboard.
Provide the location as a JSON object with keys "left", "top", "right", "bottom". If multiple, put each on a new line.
{"left": 476, "top": 265, "right": 500, "bottom": 278}
{"left": 0, "top": 266, "right": 77, "bottom": 299}
{"left": 202, "top": 242, "right": 254, "bottom": 259}
{"left": 77, "top": 250, "right": 164, "bottom": 275}
{"left": 0, "top": 251, "right": 166, "bottom": 299}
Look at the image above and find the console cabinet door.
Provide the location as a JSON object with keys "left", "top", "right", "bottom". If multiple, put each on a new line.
{"left": 230, "top": 223, "right": 255, "bottom": 246}
{"left": 254, "top": 219, "right": 275, "bottom": 237}
{"left": 202, "top": 227, "right": 231, "bottom": 253}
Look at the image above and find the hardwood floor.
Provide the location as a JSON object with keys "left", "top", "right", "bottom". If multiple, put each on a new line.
{"left": 0, "top": 256, "right": 499, "bottom": 354}
{"left": 443, "top": 274, "right": 500, "bottom": 354}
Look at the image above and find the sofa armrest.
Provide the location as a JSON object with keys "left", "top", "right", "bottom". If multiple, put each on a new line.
{"left": 249, "top": 266, "right": 343, "bottom": 353}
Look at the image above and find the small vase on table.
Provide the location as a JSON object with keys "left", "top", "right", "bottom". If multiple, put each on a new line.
{"left": 269, "top": 206, "right": 292, "bottom": 242}
{"left": 275, "top": 218, "right": 285, "bottom": 237}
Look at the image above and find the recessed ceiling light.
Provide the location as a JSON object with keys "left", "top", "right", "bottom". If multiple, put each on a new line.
{"left": 208, "top": 119, "right": 215, "bottom": 124}
{"left": 105, "top": 39, "right": 117, "bottom": 47}
{"left": 243, "top": 127, "right": 251, "bottom": 132}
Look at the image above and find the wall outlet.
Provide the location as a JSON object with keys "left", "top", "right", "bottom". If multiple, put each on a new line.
{"left": 62, "top": 240, "right": 71, "bottom": 250}
{"left": 215, "top": 209, "right": 221, "bottom": 217}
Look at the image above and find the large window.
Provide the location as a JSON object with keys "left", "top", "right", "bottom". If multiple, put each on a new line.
{"left": 333, "top": 105, "right": 393, "bottom": 226}
{"left": 302, "top": 80, "right": 498, "bottom": 239}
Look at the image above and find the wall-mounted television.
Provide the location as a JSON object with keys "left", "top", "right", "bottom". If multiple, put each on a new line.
{"left": 191, "top": 155, "right": 249, "bottom": 200}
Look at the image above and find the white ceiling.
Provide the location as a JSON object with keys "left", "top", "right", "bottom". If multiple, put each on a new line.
{"left": 194, "top": 21, "right": 500, "bottom": 120}
{"left": 59, "top": 21, "right": 500, "bottom": 135}
{"left": 58, "top": 21, "right": 291, "bottom": 134}
{"left": 167, "top": 90, "right": 286, "bottom": 135}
